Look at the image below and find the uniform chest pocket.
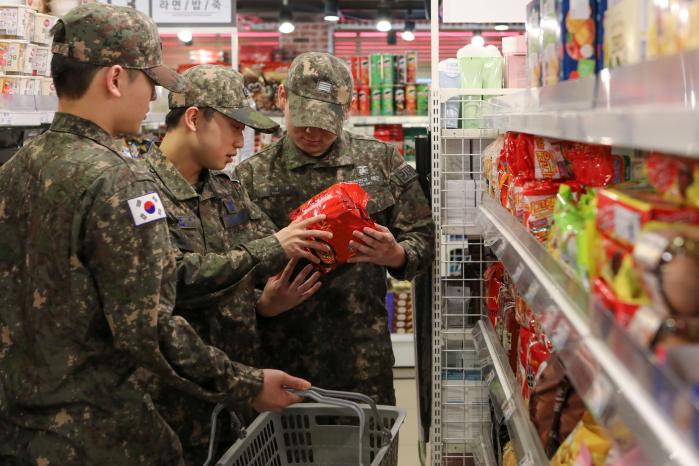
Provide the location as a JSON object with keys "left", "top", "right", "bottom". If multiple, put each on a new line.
{"left": 365, "top": 188, "right": 396, "bottom": 217}
{"left": 169, "top": 228, "right": 200, "bottom": 253}
{"left": 222, "top": 209, "right": 250, "bottom": 228}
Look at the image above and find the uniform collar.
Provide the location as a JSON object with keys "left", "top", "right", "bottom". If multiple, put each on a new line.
{"left": 283, "top": 131, "right": 355, "bottom": 170}
{"left": 49, "top": 112, "right": 126, "bottom": 157}
{"left": 145, "top": 145, "right": 199, "bottom": 201}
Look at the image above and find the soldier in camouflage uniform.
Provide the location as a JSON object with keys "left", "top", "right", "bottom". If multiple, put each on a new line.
{"left": 0, "top": 5, "right": 310, "bottom": 466}
{"left": 236, "top": 52, "right": 435, "bottom": 407}
{"left": 141, "top": 65, "right": 329, "bottom": 464}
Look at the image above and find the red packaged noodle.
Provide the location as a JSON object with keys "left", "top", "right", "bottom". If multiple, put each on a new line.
{"left": 519, "top": 180, "right": 561, "bottom": 242}
{"left": 517, "top": 325, "right": 534, "bottom": 401}
{"left": 484, "top": 262, "right": 505, "bottom": 327}
{"left": 290, "top": 182, "right": 376, "bottom": 273}
{"left": 646, "top": 152, "right": 699, "bottom": 208}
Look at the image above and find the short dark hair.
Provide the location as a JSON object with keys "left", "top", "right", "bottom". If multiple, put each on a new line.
{"left": 165, "top": 107, "right": 217, "bottom": 131}
{"left": 51, "top": 54, "right": 142, "bottom": 100}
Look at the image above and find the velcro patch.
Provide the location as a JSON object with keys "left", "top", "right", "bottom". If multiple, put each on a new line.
{"left": 256, "top": 185, "right": 297, "bottom": 198}
{"left": 223, "top": 210, "right": 250, "bottom": 227}
{"left": 317, "top": 81, "right": 332, "bottom": 94}
{"left": 393, "top": 163, "right": 419, "bottom": 186}
{"left": 127, "top": 193, "right": 166, "bottom": 226}
{"left": 176, "top": 216, "right": 197, "bottom": 229}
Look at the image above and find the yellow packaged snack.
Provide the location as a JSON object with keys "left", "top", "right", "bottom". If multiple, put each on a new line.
{"left": 551, "top": 411, "right": 612, "bottom": 466}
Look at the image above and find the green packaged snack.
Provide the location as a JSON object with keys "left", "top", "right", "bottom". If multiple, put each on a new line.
{"left": 417, "top": 84, "right": 429, "bottom": 115}
{"left": 381, "top": 85, "right": 394, "bottom": 116}
{"left": 371, "top": 86, "right": 382, "bottom": 115}
{"left": 370, "top": 53, "right": 382, "bottom": 86}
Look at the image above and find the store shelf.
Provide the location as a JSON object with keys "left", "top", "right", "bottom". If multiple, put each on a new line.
{"left": 391, "top": 333, "right": 414, "bottom": 368}
{"left": 477, "top": 196, "right": 699, "bottom": 466}
{"left": 473, "top": 319, "right": 548, "bottom": 466}
{"left": 348, "top": 115, "right": 429, "bottom": 127}
{"left": 441, "top": 128, "right": 499, "bottom": 139}
{"left": 439, "top": 88, "right": 524, "bottom": 102}
{"left": 0, "top": 95, "right": 57, "bottom": 127}
{"left": 483, "top": 50, "right": 699, "bottom": 158}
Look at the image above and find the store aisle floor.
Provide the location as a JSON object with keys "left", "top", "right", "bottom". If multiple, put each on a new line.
{"left": 395, "top": 373, "right": 422, "bottom": 466}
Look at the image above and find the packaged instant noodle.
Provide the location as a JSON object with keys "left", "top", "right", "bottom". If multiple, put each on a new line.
{"left": 290, "top": 182, "right": 376, "bottom": 273}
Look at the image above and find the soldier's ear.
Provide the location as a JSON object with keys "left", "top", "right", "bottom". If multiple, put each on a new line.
{"left": 105, "top": 65, "right": 126, "bottom": 98}
{"left": 183, "top": 106, "right": 200, "bottom": 132}
{"left": 277, "top": 84, "right": 287, "bottom": 109}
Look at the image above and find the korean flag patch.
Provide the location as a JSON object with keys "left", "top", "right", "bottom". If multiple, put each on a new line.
{"left": 127, "top": 193, "right": 166, "bottom": 226}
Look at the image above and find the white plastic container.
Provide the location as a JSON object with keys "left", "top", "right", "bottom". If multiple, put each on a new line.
{"left": 438, "top": 58, "right": 461, "bottom": 129}
{"left": 0, "top": 39, "right": 26, "bottom": 74}
{"left": 39, "top": 75, "right": 54, "bottom": 95}
{"left": 33, "top": 13, "right": 55, "bottom": 45}
{"left": 0, "top": 5, "right": 35, "bottom": 40}
{"left": 502, "top": 35, "right": 528, "bottom": 89}
{"left": 22, "top": 40, "right": 35, "bottom": 73}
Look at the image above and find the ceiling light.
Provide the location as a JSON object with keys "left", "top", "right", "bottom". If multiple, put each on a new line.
{"left": 323, "top": 0, "right": 340, "bottom": 21}
{"left": 494, "top": 24, "right": 510, "bottom": 31}
{"left": 279, "top": 3, "right": 295, "bottom": 34}
{"left": 401, "top": 19, "right": 415, "bottom": 41}
{"left": 471, "top": 34, "right": 485, "bottom": 47}
{"left": 177, "top": 30, "right": 193, "bottom": 43}
{"left": 377, "top": 6, "right": 391, "bottom": 32}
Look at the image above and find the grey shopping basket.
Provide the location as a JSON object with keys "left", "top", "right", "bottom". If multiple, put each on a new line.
{"left": 212, "top": 387, "right": 405, "bottom": 466}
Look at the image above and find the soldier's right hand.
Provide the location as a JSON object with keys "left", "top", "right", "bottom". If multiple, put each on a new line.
{"left": 274, "top": 215, "right": 333, "bottom": 264}
{"left": 252, "top": 369, "right": 311, "bottom": 413}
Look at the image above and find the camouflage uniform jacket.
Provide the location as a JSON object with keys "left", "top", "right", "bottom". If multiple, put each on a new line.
{"left": 140, "top": 145, "right": 285, "bottom": 451}
{"left": 0, "top": 113, "right": 264, "bottom": 466}
{"left": 236, "top": 131, "right": 435, "bottom": 404}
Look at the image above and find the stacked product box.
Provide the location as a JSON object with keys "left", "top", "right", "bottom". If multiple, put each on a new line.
{"left": 0, "top": 2, "right": 57, "bottom": 96}
{"left": 386, "top": 279, "right": 414, "bottom": 334}
{"left": 349, "top": 52, "right": 425, "bottom": 116}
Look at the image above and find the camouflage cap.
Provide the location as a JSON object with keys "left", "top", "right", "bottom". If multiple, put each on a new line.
{"left": 285, "top": 52, "right": 353, "bottom": 135}
{"left": 50, "top": 3, "right": 187, "bottom": 93}
{"left": 169, "top": 65, "right": 279, "bottom": 133}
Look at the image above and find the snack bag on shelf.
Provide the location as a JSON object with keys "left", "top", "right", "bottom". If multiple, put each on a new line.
{"left": 562, "top": 143, "right": 642, "bottom": 188}
{"left": 502, "top": 441, "right": 517, "bottom": 466}
{"left": 561, "top": 0, "right": 597, "bottom": 80}
{"left": 592, "top": 277, "right": 642, "bottom": 327}
{"left": 551, "top": 412, "right": 613, "bottom": 466}
{"left": 645, "top": 152, "right": 699, "bottom": 209}
{"left": 484, "top": 136, "right": 506, "bottom": 198}
{"left": 290, "top": 182, "right": 376, "bottom": 273}
{"left": 517, "top": 325, "right": 535, "bottom": 401}
{"left": 526, "top": 334, "right": 552, "bottom": 400}
{"left": 520, "top": 180, "right": 562, "bottom": 242}
{"left": 596, "top": 234, "right": 650, "bottom": 307}
{"left": 578, "top": 191, "right": 601, "bottom": 288}
{"left": 604, "top": 0, "right": 649, "bottom": 68}
{"left": 647, "top": 0, "right": 699, "bottom": 59}
{"left": 529, "top": 356, "right": 587, "bottom": 457}
{"left": 633, "top": 224, "right": 699, "bottom": 318}
{"left": 596, "top": 187, "right": 699, "bottom": 248}
{"left": 515, "top": 294, "right": 535, "bottom": 328}
{"left": 484, "top": 262, "right": 505, "bottom": 327}
{"left": 549, "top": 183, "right": 586, "bottom": 273}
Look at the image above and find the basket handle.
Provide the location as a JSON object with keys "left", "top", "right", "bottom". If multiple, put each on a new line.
{"left": 305, "top": 387, "right": 393, "bottom": 446}
{"left": 203, "top": 404, "right": 247, "bottom": 466}
{"left": 287, "top": 388, "right": 368, "bottom": 466}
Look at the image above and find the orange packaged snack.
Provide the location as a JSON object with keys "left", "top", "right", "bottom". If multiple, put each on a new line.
{"left": 290, "top": 182, "right": 376, "bottom": 273}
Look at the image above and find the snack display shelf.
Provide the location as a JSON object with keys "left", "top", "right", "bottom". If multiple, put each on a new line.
{"left": 391, "top": 333, "right": 415, "bottom": 368}
{"left": 1, "top": 95, "right": 57, "bottom": 127}
{"left": 473, "top": 319, "right": 548, "bottom": 466}
{"left": 482, "top": 50, "right": 699, "bottom": 158}
{"left": 441, "top": 128, "right": 500, "bottom": 140}
{"left": 439, "top": 88, "right": 524, "bottom": 103}
{"left": 477, "top": 196, "right": 699, "bottom": 466}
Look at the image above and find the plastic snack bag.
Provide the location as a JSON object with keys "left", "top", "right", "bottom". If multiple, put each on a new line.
{"left": 290, "top": 182, "right": 376, "bottom": 273}
{"left": 551, "top": 412, "right": 612, "bottom": 466}
{"left": 646, "top": 152, "right": 699, "bottom": 209}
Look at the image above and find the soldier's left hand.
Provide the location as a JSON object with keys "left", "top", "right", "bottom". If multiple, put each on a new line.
{"left": 347, "top": 224, "right": 406, "bottom": 269}
{"left": 257, "top": 257, "right": 322, "bottom": 317}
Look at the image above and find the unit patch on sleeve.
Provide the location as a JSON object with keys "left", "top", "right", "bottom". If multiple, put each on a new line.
{"left": 127, "top": 193, "right": 166, "bottom": 226}
{"left": 393, "top": 163, "right": 419, "bottom": 185}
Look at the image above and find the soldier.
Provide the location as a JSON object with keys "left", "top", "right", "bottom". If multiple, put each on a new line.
{"left": 0, "top": 5, "right": 309, "bottom": 466}
{"left": 236, "top": 52, "right": 435, "bottom": 407}
{"left": 141, "top": 64, "right": 329, "bottom": 464}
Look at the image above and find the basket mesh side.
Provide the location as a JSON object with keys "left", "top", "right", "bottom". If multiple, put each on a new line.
{"left": 229, "top": 420, "right": 283, "bottom": 466}
{"left": 281, "top": 413, "right": 314, "bottom": 464}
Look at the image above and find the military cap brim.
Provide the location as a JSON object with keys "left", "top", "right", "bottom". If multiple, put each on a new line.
{"left": 288, "top": 90, "right": 344, "bottom": 136}
{"left": 214, "top": 106, "right": 279, "bottom": 133}
{"left": 144, "top": 66, "right": 189, "bottom": 94}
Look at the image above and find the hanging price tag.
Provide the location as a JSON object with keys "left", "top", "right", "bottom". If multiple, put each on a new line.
{"left": 502, "top": 397, "right": 515, "bottom": 421}
{"left": 518, "top": 452, "right": 534, "bottom": 466}
{"left": 524, "top": 281, "right": 541, "bottom": 304}
{"left": 511, "top": 263, "right": 525, "bottom": 283}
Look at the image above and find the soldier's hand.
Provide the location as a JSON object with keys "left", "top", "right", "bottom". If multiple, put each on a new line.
{"left": 257, "top": 258, "right": 322, "bottom": 317}
{"left": 347, "top": 224, "right": 406, "bottom": 269}
{"left": 275, "top": 215, "right": 334, "bottom": 264}
{"left": 252, "top": 369, "right": 311, "bottom": 413}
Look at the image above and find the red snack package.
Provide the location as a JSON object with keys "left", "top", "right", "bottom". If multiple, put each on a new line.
{"left": 290, "top": 182, "right": 376, "bottom": 273}
{"left": 484, "top": 262, "right": 505, "bottom": 327}
{"left": 646, "top": 152, "right": 699, "bottom": 208}
{"left": 519, "top": 180, "right": 561, "bottom": 242}
{"left": 517, "top": 325, "right": 534, "bottom": 401}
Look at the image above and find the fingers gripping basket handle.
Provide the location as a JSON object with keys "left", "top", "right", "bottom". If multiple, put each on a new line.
{"left": 203, "top": 404, "right": 247, "bottom": 466}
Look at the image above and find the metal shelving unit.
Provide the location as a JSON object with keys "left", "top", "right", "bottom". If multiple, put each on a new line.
{"left": 483, "top": 50, "right": 699, "bottom": 158}
{"left": 473, "top": 319, "right": 548, "bottom": 466}
{"left": 478, "top": 197, "right": 699, "bottom": 466}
